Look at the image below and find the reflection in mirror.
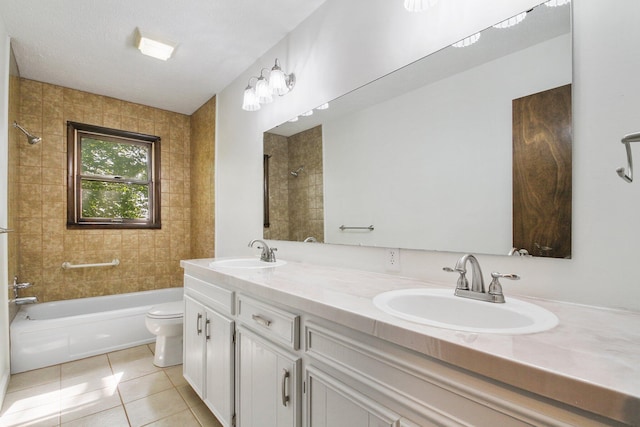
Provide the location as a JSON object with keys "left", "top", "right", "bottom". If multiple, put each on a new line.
{"left": 264, "top": 1, "right": 572, "bottom": 258}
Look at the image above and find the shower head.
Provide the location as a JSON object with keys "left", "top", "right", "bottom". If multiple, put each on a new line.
{"left": 290, "top": 166, "right": 304, "bottom": 177}
{"left": 13, "top": 122, "right": 42, "bottom": 145}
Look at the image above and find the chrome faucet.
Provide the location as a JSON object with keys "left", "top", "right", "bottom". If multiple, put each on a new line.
{"left": 12, "top": 276, "right": 38, "bottom": 305}
{"left": 248, "top": 239, "right": 278, "bottom": 262}
{"left": 444, "top": 254, "right": 519, "bottom": 303}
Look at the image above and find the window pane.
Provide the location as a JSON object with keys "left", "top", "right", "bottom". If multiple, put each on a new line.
{"left": 81, "top": 137, "right": 149, "bottom": 180}
{"left": 81, "top": 180, "right": 149, "bottom": 220}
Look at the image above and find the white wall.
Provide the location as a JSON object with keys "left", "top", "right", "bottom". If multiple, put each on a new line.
{"left": 216, "top": 0, "right": 640, "bottom": 312}
{"left": 0, "top": 16, "right": 11, "bottom": 406}
{"left": 323, "top": 34, "right": 571, "bottom": 253}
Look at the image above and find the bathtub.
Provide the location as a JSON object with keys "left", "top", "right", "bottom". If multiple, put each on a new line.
{"left": 10, "top": 287, "right": 184, "bottom": 374}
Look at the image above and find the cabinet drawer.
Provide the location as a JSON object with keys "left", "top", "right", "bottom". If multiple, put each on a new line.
{"left": 184, "top": 274, "right": 234, "bottom": 316}
{"left": 237, "top": 294, "right": 300, "bottom": 350}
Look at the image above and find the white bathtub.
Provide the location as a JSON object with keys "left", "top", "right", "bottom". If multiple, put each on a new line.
{"left": 10, "top": 287, "right": 184, "bottom": 373}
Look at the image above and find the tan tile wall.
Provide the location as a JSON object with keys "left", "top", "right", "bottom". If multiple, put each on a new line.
{"left": 288, "top": 126, "right": 324, "bottom": 242}
{"left": 15, "top": 79, "right": 192, "bottom": 302}
{"left": 190, "top": 96, "right": 216, "bottom": 258}
{"left": 263, "top": 126, "right": 324, "bottom": 242}
{"left": 263, "top": 132, "right": 290, "bottom": 240}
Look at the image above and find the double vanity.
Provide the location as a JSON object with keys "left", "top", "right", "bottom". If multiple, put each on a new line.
{"left": 181, "top": 257, "right": 640, "bottom": 426}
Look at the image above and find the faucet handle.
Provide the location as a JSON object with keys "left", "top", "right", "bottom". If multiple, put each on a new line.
{"left": 488, "top": 271, "right": 520, "bottom": 302}
{"left": 443, "top": 266, "right": 469, "bottom": 291}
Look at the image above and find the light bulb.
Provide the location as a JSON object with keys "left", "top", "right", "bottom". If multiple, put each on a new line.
{"left": 403, "top": 0, "right": 438, "bottom": 12}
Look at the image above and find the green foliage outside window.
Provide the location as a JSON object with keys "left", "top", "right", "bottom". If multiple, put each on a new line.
{"left": 80, "top": 138, "right": 150, "bottom": 220}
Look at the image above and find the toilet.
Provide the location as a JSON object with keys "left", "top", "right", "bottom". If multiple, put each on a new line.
{"left": 145, "top": 301, "right": 184, "bottom": 367}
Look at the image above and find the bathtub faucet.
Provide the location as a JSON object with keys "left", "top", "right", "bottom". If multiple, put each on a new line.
{"left": 13, "top": 276, "right": 38, "bottom": 304}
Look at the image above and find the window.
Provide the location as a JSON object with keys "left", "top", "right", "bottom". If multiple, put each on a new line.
{"left": 67, "top": 121, "right": 161, "bottom": 229}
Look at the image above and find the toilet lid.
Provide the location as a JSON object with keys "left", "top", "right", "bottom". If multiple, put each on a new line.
{"left": 147, "top": 301, "right": 184, "bottom": 319}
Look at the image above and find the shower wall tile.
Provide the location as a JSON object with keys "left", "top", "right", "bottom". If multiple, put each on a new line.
{"left": 12, "top": 78, "right": 199, "bottom": 302}
{"left": 189, "top": 96, "right": 216, "bottom": 259}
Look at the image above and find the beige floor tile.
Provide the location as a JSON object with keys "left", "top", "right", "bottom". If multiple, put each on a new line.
{"left": 60, "top": 371, "right": 121, "bottom": 399}
{"left": 60, "top": 405, "right": 129, "bottom": 427}
{"left": 109, "top": 357, "right": 162, "bottom": 382}
{"left": 163, "top": 365, "right": 187, "bottom": 387}
{"left": 117, "top": 371, "right": 173, "bottom": 403}
{"left": 1, "top": 381, "right": 61, "bottom": 415}
{"left": 177, "top": 384, "right": 202, "bottom": 408}
{"left": 0, "top": 403, "right": 60, "bottom": 427}
{"left": 124, "top": 388, "right": 188, "bottom": 427}
{"left": 61, "top": 355, "right": 112, "bottom": 380}
{"left": 107, "top": 345, "right": 153, "bottom": 365}
{"left": 59, "top": 387, "right": 122, "bottom": 424}
{"left": 144, "top": 408, "right": 200, "bottom": 427}
{"left": 147, "top": 343, "right": 156, "bottom": 354}
{"left": 7, "top": 365, "right": 61, "bottom": 393}
{"left": 190, "top": 403, "right": 223, "bottom": 427}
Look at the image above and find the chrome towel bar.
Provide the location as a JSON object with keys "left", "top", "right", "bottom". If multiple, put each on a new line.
{"left": 617, "top": 132, "right": 640, "bottom": 183}
{"left": 339, "top": 225, "right": 374, "bottom": 231}
{"left": 0, "top": 226, "right": 14, "bottom": 234}
{"left": 62, "top": 259, "right": 120, "bottom": 269}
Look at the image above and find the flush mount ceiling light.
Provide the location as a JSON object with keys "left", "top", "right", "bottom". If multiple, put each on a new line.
{"left": 135, "top": 29, "right": 176, "bottom": 61}
{"left": 493, "top": 11, "right": 528, "bottom": 29}
{"left": 545, "top": 0, "right": 570, "bottom": 7}
{"left": 403, "top": 0, "right": 438, "bottom": 12}
{"left": 452, "top": 32, "right": 481, "bottom": 48}
{"left": 242, "top": 59, "right": 295, "bottom": 111}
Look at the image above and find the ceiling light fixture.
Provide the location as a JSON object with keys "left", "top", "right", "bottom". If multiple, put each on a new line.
{"left": 452, "top": 32, "right": 481, "bottom": 48}
{"left": 135, "top": 29, "right": 176, "bottom": 61}
{"left": 545, "top": 0, "right": 570, "bottom": 7}
{"left": 493, "top": 11, "right": 528, "bottom": 29}
{"left": 403, "top": 0, "right": 438, "bottom": 12}
{"left": 242, "top": 59, "right": 295, "bottom": 111}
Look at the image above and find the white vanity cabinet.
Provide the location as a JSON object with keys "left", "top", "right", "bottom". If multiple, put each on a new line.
{"left": 183, "top": 275, "right": 235, "bottom": 427}
{"left": 235, "top": 294, "right": 302, "bottom": 427}
{"left": 305, "top": 366, "right": 406, "bottom": 427}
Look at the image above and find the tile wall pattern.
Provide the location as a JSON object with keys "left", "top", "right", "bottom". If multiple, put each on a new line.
{"left": 263, "top": 132, "right": 290, "bottom": 241}
{"left": 263, "top": 126, "right": 324, "bottom": 242}
{"left": 14, "top": 79, "right": 194, "bottom": 302}
{"left": 189, "top": 96, "right": 216, "bottom": 259}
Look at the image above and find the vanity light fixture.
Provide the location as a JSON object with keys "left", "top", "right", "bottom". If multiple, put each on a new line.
{"left": 316, "top": 103, "right": 330, "bottom": 110}
{"left": 242, "top": 77, "right": 261, "bottom": 111}
{"left": 493, "top": 11, "right": 528, "bottom": 29}
{"left": 452, "top": 32, "right": 481, "bottom": 48}
{"left": 242, "top": 59, "right": 295, "bottom": 111}
{"left": 403, "top": 0, "right": 438, "bottom": 12}
{"left": 545, "top": 0, "right": 570, "bottom": 7}
{"left": 301, "top": 110, "right": 314, "bottom": 117}
{"left": 135, "top": 29, "right": 176, "bottom": 61}
{"left": 288, "top": 116, "right": 299, "bottom": 122}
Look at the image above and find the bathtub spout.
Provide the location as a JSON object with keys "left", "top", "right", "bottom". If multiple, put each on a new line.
{"left": 15, "top": 296, "right": 38, "bottom": 305}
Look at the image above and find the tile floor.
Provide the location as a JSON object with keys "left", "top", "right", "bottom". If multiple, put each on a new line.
{"left": 0, "top": 344, "right": 223, "bottom": 427}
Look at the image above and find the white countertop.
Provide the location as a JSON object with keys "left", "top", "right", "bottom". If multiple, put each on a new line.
{"left": 181, "top": 258, "right": 640, "bottom": 424}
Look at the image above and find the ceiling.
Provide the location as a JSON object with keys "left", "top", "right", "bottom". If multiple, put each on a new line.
{"left": 0, "top": 0, "right": 326, "bottom": 115}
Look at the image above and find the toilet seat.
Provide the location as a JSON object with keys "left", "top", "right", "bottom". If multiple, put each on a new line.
{"left": 147, "top": 301, "right": 183, "bottom": 319}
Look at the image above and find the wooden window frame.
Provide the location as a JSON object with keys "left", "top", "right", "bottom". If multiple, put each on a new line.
{"left": 67, "top": 121, "right": 161, "bottom": 229}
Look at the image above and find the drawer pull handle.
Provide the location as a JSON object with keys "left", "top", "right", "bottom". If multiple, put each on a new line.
{"left": 281, "top": 369, "right": 290, "bottom": 407}
{"left": 196, "top": 313, "right": 203, "bottom": 335}
{"left": 252, "top": 314, "right": 272, "bottom": 328}
{"left": 205, "top": 318, "right": 211, "bottom": 340}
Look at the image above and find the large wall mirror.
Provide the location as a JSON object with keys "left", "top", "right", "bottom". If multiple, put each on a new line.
{"left": 264, "top": 1, "right": 572, "bottom": 258}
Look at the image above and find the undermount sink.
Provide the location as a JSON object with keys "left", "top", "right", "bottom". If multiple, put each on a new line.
{"left": 373, "top": 288, "right": 558, "bottom": 335}
{"left": 209, "top": 258, "right": 287, "bottom": 269}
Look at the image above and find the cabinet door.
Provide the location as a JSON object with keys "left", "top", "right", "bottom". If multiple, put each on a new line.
{"left": 236, "top": 326, "right": 300, "bottom": 427}
{"left": 183, "top": 295, "right": 205, "bottom": 397}
{"left": 306, "top": 367, "right": 401, "bottom": 427}
{"left": 204, "top": 308, "right": 235, "bottom": 427}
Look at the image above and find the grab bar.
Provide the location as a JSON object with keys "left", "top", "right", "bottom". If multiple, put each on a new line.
{"left": 339, "top": 225, "right": 374, "bottom": 231}
{"left": 616, "top": 132, "right": 640, "bottom": 183}
{"left": 61, "top": 259, "right": 120, "bottom": 270}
